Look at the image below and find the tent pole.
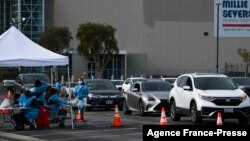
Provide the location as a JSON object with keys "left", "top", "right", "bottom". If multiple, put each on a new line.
{"left": 68, "top": 65, "right": 74, "bottom": 129}
{"left": 50, "top": 67, "right": 53, "bottom": 86}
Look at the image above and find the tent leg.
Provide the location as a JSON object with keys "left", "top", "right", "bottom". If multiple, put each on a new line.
{"left": 51, "top": 67, "right": 53, "bottom": 86}
{"left": 68, "top": 66, "right": 74, "bottom": 130}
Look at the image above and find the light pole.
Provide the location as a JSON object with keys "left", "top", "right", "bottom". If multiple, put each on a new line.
{"left": 216, "top": 3, "right": 221, "bottom": 74}
{"left": 88, "top": 48, "right": 93, "bottom": 78}
{"left": 10, "top": 18, "right": 26, "bottom": 30}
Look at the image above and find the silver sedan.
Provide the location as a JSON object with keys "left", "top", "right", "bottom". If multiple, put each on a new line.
{"left": 123, "top": 79, "right": 171, "bottom": 116}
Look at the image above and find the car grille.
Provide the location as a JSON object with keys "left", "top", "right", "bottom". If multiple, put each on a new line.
{"left": 212, "top": 98, "right": 242, "bottom": 106}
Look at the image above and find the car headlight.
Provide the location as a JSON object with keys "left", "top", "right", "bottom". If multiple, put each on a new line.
{"left": 240, "top": 94, "right": 248, "bottom": 101}
{"left": 88, "top": 93, "right": 99, "bottom": 98}
{"left": 147, "top": 96, "right": 155, "bottom": 101}
{"left": 114, "top": 94, "right": 123, "bottom": 98}
{"left": 199, "top": 94, "right": 214, "bottom": 102}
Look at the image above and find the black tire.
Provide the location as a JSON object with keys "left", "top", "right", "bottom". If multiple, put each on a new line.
{"left": 139, "top": 101, "right": 146, "bottom": 116}
{"left": 123, "top": 100, "right": 132, "bottom": 115}
{"left": 190, "top": 102, "right": 202, "bottom": 124}
{"left": 170, "top": 100, "right": 181, "bottom": 121}
{"left": 238, "top": 117, "right": 249, "bottom": 124}
{"left": 118, "top": 105, "right": 123, "bottom": 111}
{"left": 85, "top": 107, "right": 91, "bottom": 111}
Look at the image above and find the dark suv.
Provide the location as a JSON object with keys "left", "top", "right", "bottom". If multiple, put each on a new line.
{"left": 13, "top": 73, "right": 50, "bottom": 94}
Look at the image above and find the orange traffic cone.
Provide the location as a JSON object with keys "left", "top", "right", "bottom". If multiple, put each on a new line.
{"left": 111, "top": 104, "right": 123, "bottom": 127}
{"left": 7, "top": 90, "right": 13, "bottom": 99}
{"left": 75, "top": 109, "right": 84, "bottom": 121}
{"left": 160, "top": 107, "right": 168, "bottom": 125}
{"left": 216, "top": 112, "right": 223, "bottom": 125}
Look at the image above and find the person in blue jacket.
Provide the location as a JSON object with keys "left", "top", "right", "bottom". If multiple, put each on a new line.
{"left": 46, "top": 87, "right": 68, "bottom": 128}
{"left": 55, "top": 80, "right": 62, "bottom": 95}
{"left": 30, "top": 79, "right": 48, "bottom": 105}
{"left": 18, "top": 90, "right": 27, "bottom": 107}
{"left": 73, "top": 78, "right": 89, "bottom": 101}
{"left": 13, "top": 90, "right": 40, "bottom": 130}
{"left": 72, "top": 78, "right": 89, "bottom": 119}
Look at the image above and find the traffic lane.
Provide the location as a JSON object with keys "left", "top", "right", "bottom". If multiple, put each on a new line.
{"left": 1, "top": 111, "right": 247, "bottom": 141}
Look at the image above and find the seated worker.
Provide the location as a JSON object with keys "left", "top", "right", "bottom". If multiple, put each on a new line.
{"left": 55, "top": 80, "right": 62, "bottom": 96}
{"left": 30, "top": 79, "right": 48, "bottom": 105}
{"left": 46, "top": 87, "right": 68, "bottom": 128}
{"left": 18, "top": 90, "right": 27, "bottom": 107}
{"left": 12, "top": 90, "right": 40, "bottom": 130}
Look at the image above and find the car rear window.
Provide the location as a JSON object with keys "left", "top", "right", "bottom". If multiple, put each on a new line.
{"left": 23, "top": 74, "right": 50, "bottom": 84}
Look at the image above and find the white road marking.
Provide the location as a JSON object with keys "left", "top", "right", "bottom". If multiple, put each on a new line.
{"left": 0, "top": 131, "right": 47, "bottom": 141}
{"left": 32, "top": 127, "right": 138, "bottom": 137}
{"left": 51, "top": 133, "right": 142, "bottom": 141}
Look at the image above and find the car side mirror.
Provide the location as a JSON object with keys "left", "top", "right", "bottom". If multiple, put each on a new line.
{"left": 132, "top": 88, "right": 139, "bottom": 92}
{"left": 118, "top": 87, "right": 122, "bottom": 91}
{"left": 183, "top": 85, "right": 191, "bottom": 91}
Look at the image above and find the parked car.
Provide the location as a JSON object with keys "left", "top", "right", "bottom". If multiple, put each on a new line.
{"left": 86, "top": 79, "right": 124, "bottom": 111}
{"left": 3, "top": 79, "right": 15, "bottom": 90}
{"left": 60, "top": 82, "right": 78, "bottom": 97}
{"left": 169, "top": 73, "right": 250, "bottom": 124}
{"left": 13, "top": 73, "right": 51, "bottom": 94}
{"left": 160, "top": 77, "right": 176, "bottom": 85}
{"left": 123, "top": 79, "right": 172, "bottom": 116}
{"left": 121, "top": 77, "right": 146, "bottom": 94}
{"left": 111, "top": 80, "right": 124, "bottom": 91}
{"left": 231, "top": 77, "right": 250, "bottom": 96}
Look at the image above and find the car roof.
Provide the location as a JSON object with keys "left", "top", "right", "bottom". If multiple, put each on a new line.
{"left": 111, "top": 80, "right": 124, "bottom": 81}
{"left": 127, "top": 77, "right": 146, "bottom": 80}
{"left": 181, "top": 73, "right": 228, "bottom": 78}
{"left": 134, "top": 79, "right": 169, "bottom": 84}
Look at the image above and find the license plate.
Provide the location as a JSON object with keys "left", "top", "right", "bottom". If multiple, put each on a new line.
{"left": 224, "top": 108, "right": 234, "bottom": 113}
{"left": 106, "top": 100, "right": 113, "bottom": 104}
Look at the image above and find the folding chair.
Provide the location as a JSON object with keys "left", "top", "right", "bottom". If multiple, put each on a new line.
{"left": 72, "top": 106, "right": 88, "bottom": 128}
{"left": 46, "top": 106, "right": 65, "bottom": 127}
{"left": 0, "top": 109, "right": 12, "bottom": 129}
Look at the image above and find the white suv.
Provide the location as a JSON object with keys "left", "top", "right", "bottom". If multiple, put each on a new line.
{"left": 169, "top": 73, "right": 250, "bottom": 124}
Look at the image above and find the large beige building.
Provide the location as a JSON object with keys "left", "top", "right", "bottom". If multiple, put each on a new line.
{"left": 53, "top": 0, "right": 250, "bottom": 79}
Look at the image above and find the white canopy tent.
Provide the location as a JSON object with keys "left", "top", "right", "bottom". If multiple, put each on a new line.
{"left": 0, "top": 26, "right": 75, "bottom": 129}
{"left": 0, "top": 26, "right": 68, "bottom": 67}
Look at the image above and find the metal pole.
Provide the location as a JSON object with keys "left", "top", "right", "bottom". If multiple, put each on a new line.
{"left": 216, "top": 3, "right": 221, "bottom": 74}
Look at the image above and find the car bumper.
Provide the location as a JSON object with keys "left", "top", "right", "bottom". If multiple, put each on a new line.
{"left": 201, "top": 106, "right": 250, "bottom": 118}
{"left": 87, "top": 97, "right": 124, "bottom": 108}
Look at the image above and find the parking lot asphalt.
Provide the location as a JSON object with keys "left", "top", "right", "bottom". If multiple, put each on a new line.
{"left": 0, "top": 109, "right": 246, "bottom": 141}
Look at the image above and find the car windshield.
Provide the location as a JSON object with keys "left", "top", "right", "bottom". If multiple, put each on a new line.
{"left": 23, "top": 74, "right": 50, "bottom": 84}
{"left": 111, "top": 80, "right": 124, "bottom": 85}
{"left": 194, "top": 77, "right": 237, "bottom": 90}
{"left": 142, "top": 82, "right": 171, "bottom": 91}
{"left": 231, "top": 77, "right": 250, "bottom": 86}
{"left": 66, "top": 82, "right": 78, "bottom": 87}
{"left": 87, "top": 80, "right": 117, "bottom": 90}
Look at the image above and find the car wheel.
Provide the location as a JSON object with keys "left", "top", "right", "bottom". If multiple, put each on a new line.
{"left": 170, "top": 100, "right": 181, "bottom": 121}
{"left": 190, "top": 102, "right": 202, "bottom": 124}
{"left": 123, "top": 100, "right": 132, "bottom": 115}
{"left": 118, "top": 105, "right": 123, "bottom": 111}
{"left": 139, "top": 101, "right": 146, "bottom": 116}
{"left": 238, "top": 117, "right": 249, "bottom": 124}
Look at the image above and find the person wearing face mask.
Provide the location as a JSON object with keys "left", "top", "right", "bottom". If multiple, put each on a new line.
{"left": 72, "top": 78, "right": 89, "bottom": 121}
